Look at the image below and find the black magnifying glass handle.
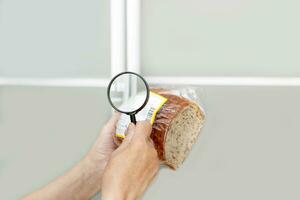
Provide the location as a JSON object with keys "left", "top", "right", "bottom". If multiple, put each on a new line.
{"left": 130, "top": 114, "right": 137, "bottom": 124}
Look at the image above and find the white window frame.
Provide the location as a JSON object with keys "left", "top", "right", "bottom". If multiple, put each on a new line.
{"left": 0, "top": 0, "right": 299, "bottom": 87}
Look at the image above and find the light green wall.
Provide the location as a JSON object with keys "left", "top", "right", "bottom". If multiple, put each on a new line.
{"left": 0, "top": 0, "right": 110, "bottom": 78}
{"left": 0, "top": 87, "right": 110, "bottom": 199}
{"left": 1, "top": 87, "right": 300, "bottom": 199}
{"left": 1, "top": 0, "right": 300, "bottom": 199}
{"left": 144, "top": 86, "right": 300, "bottom": 200}
{"left": 142, "top": 0, "right": 300, "bottom": 76}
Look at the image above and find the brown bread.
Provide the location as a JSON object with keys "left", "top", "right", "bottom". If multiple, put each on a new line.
{"left": 114, "top": 89, "right": 205, "bottom": 169}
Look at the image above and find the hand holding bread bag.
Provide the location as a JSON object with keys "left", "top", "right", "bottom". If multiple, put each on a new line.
{"left": 114, "top": 88, "right": 205, "bottom": 169}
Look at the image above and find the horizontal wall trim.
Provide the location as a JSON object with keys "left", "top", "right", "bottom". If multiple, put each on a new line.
{"left": 0, "top": 77, "right": 300, "bottom": 87}
{"left": 0, "top": 78, "right": 109, "bottom": 87}
{"left": 147, "top": 76, "right": 300, "bottom": 87}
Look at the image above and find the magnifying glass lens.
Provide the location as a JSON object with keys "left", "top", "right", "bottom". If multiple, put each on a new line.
{"left": 109, "top": 73, "right": 148, "bottom": 113}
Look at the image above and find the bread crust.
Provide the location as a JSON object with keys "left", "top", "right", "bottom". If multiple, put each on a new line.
{"left": 150, "top": 89, "right": 190, "bottom": 164}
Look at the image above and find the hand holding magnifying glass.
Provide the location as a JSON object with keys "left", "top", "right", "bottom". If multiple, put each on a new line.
{"left": 107, "top": 72, "right": 150, "bottom": 124}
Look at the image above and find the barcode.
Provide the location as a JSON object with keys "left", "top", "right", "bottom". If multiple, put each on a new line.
{"left": 146, "top": 107, "right": 155, "bottom": 121}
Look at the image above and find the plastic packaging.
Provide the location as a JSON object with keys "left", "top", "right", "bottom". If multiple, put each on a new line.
{"left": 114, "top": 87, "right": 206, "bottom": 169}
{"left": 115, "top": 87, "right": 204, "bottom": 138}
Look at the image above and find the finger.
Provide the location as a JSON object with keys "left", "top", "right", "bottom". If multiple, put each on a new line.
{"left": 134, "top": 121, "right": 152, "bottom": 139}
{"left": 102, "top": 112, "right": 120, "bottom": 133}
{"left": 110, "top": 122, "right": 135, "bottom": 153}
{"left": 106, "top": 112, "right": 121, "bottom": 129}
{"left": 121, "top": 123, "right": 136, "bottom": 145}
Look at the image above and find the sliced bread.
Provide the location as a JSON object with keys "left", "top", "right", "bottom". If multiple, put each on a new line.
{"left": 113, "top": 89, "right": 205, "bottom": 169}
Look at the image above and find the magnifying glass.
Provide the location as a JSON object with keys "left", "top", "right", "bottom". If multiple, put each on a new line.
{"left": 107, "top": 71, "right": 150, "bottom": 124}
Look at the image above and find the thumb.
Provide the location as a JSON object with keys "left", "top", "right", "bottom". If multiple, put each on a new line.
{"left": 120, "top": 123, "right": 136, "bottom": 146}
{"left": 102, "top": 112, "right": 120, "bottom": 134}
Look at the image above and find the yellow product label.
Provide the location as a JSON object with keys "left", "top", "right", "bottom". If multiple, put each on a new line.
{"left": 149, "top": 91, "right": 167, "bottom": 124}
{"left": 115, "top": 91, "right": 168, "bottom": 138}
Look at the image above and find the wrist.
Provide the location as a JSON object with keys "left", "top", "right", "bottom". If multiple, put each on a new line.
{"left": 102, "top": 189, "right": 127, "bottom": 200}
{"left": 83, "top": 154, "right": 107, "bottom": 177}
{"left": 102, "top": 178, "right": 138, "bottom": 200}
{"left": 79, "top": 155, "right": 107, "bottom": 192}
{"left": 84, "top": 153, "right": 106, "bottom": 168}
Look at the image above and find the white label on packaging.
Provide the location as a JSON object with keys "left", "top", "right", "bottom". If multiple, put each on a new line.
{"left": 116, "top": 91, "right": 168, "bottom": 138}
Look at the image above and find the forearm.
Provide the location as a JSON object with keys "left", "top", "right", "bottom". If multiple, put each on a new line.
{"left": 102, "top": 186, "right": 127, "bottom": 200}
{"left": 23, "top": 156, "right": 105, "bottom": 200}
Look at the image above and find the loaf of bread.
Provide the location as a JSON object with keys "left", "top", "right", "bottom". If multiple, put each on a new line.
{"left": 114, "top": 89, "right": 205, "bottom": 169}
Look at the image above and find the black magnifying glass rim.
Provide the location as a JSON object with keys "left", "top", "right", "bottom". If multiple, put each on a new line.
{"left": 107, "top": 71, "right": 150, "bottom": 115}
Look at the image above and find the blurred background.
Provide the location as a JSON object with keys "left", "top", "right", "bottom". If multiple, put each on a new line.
{"left": 0, "top": 0, "right": 300, "bottom": 199}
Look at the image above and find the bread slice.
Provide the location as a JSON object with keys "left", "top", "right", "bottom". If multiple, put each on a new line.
{"left": 150, "top": 89, "right": 205, "bottom": 169}
{"left": 113, "top": 89, "right": 205, "bottom": 170}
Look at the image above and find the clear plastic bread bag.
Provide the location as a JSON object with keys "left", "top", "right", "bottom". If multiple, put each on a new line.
{"left": 113, "top": 87, "right": 205, "bottom": 146}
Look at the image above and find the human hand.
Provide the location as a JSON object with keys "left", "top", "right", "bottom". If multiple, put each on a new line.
{"left": 85, "top": 112, "right": 120, "bottom": 168}
{"left": 101, "top": 121, "right": 160, "bottom": 200}
{"left": 23, "top": 113, "right": 121, "bottom": 200}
